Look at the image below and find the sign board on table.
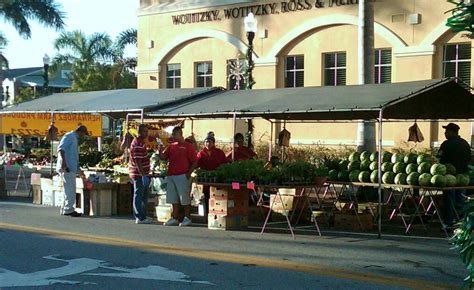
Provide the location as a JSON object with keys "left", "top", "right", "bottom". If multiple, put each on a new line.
{"left": 0, "top": 113, "right": 102, "bottom": 137}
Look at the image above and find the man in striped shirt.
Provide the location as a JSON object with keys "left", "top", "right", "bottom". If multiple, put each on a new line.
{"left": 128, "top": 124, "right": 153, "bottom": 224}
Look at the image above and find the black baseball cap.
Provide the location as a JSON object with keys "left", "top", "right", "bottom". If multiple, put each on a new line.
{"left": 76, "top": 125, "right": 89, "bottom": 135}
{"left": 442, "top": 123, "right": 460, "bottom": 132}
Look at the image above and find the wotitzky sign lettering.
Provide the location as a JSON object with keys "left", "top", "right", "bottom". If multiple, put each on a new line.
{"left": 172, "top": 0, "right": 364, "bottom": 25}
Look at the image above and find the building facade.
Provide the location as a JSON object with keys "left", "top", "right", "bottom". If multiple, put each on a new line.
{"left": 137, "top": 0, "right": 473, "bottom": 149}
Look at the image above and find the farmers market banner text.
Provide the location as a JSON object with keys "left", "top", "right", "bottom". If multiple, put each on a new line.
{"left": 0, "top": 113, "right": 102, "bottom": 137}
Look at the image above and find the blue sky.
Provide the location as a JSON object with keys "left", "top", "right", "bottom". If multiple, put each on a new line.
{"left": 2, "top": 0, "right": 139, "bottom": 69}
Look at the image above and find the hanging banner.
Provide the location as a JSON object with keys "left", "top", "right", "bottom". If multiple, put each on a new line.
{"left": 0, "top": 113, "right": 102, "bottom": 137}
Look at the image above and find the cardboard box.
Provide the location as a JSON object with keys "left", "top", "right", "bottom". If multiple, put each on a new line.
{"left": 210, "top": 186, "right": 248, "bottom": 200}
{"left": 53, "top": 190, "right": 65, "bottom": 207}
{"left": 116, "top": 183, "right": 133, "bottom": 215}
{"left": 156, "top": 205, "right": 172, "bottom": 223}
{"left": 30, "top": 173, "right": 41, "bottom": 186}
{"left": 209, "top": 198, "right": 248, "bottom": 216}
{"left": 89, "top": 187, "right": 113, "bottom": 216}
{"left": 334, "top": 213, "right": 373, "bottom": 231}
{"left": 32, "top": 184, "right": 41, "bottom": 205}
{"left": 269, "top": 195, "right": 304, "bottom": 212}
{"left": 42, "top": 189, "right": 54, "bottom": 206}
{"left": 278, "top": 187, "right": 304, "bottom": 196}
{"left": 208, "top": 214, "right": 248, "bottom": 230}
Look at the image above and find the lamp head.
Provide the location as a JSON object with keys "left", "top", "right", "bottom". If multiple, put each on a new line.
{"left": 244, "top": 13, "right": 257, "bottom": 33}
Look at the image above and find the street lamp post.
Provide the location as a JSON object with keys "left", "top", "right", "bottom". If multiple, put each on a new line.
{"left": 244, "top": 13, "right": 257, "bottom": 90}
{"left": 42, "top": 54, "right": 50, "bottom": 95}
{"left": 244, "top": 13, "right": 257, "bottom": 149}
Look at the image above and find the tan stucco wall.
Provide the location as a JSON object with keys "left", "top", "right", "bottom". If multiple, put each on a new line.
{"left": 137, "top": 0, "right": 474, "bottom": 149}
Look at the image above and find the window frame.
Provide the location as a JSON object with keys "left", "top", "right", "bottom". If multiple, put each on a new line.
{"left": 284, "top": 55, "right": 305, "bottom": 88}
{"left": 195, "top": 61, "right": 213, "bottom": 88}
{"left": 323, "top": 51, "right": 347, "bottom": 86}
{"left": 374, "top": 48, "right": 392, "bottom": 84}
{"left": 442, "top": 43, "right": 471, "bottom": 85}
{"left": 166, "top": 63, "right": 181, "bottom": 89}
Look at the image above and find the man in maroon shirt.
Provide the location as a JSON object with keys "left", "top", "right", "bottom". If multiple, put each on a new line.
{"left": 159, "top": 126, "right": 198, "bottom": 226}
{"left": 197, "top": 132, "right": 228, "bottom": 218}
{"left": 226, "top": 133, "right": 257, "bottom": 162}
{"left": 128, "top": 124, "right": 153, "bottom": 224}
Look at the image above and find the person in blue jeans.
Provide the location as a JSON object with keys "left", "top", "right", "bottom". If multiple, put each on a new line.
{"left": 128, "top": 124, "right": 153, "bottom": 224}
{"left": 438, "top": 123, "right": 471, "bottom": 228}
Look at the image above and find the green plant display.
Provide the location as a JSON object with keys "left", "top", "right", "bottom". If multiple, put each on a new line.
{"left": 451, "top": 198, "right": 474, "bottom": 289}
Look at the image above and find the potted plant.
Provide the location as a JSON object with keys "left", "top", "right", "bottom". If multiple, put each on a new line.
{"left": 451, "top": 197, "right": 474, "bottom": 289}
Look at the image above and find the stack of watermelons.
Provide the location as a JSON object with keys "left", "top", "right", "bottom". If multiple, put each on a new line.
{"left": 327, "top": 151, "right": 471, "bottom": 188}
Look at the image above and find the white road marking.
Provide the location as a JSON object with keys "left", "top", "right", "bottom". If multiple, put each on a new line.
{"left": 0, "top": 255, "right": 213, "bottom": 287}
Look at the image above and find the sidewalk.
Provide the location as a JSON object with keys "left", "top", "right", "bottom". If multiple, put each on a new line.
{"left": 0, "top": 198, "right": 464, "bottom": 289}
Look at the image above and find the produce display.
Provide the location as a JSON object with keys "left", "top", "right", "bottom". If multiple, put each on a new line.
{"left": 196, "top": 159, "right": 329, "bottom": 185}
{"left": 326, "top": 151, "right": 473, "bottom": 188}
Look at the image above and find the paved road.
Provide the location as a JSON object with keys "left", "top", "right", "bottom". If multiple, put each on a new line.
{"left": 0, "top": 230, "right": 409, "bottom": 289}
{"left": 0, "top": 201, "right": 464, "bottom": 289}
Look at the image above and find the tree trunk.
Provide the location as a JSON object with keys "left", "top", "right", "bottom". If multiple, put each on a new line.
{"left": 356, "top": 0, "right": 376, "bottom": 152}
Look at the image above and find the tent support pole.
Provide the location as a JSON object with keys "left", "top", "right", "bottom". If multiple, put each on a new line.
{"left": 269, "top": 120, "right": 274, "bottom": 161}
{"left": 50, "top": 112, "right": 54, "bottom": 177}
{"left": 140, "top": 109, "right": 144, "bottom": 123}
{"left": 232, "top": 112, "right": 236, "bottom": 161}
{"left": 377, "top": 109, "right": 383, "bottom": 239}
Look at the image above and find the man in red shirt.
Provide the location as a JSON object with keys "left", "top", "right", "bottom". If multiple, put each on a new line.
{"left": 128, "top": 124, "right": 153, "bottom": 224}
{"left": 159, "top": 126, "right": 198, "bottom": 226}
{"left": 226, "top": 133, "right": 257, "bottom": 162}
{"left": 197, "top": 132, "right": 228, "bottom": 218}
{"left": 197, "top": 132, "right": 227, "bottom": 171}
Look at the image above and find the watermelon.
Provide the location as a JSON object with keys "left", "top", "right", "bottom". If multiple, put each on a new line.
{"left": 328, "top": 169, "right": 338, "bottom": 181}
{"left": 349, "top": 152, "right": 361, "bottom": 162}
{"left": 395, "top": 173, "right": 408, "bottom": 185}
{"left": 370, "top": 152, "right": 379, "bottom": 162}
{"left": 369, "top": 161, "right": 378, "bottom": 171}
{"left": 347, "top": 161, "right": 361, "bottom": 171}
{"left": 370, "top": 170, "right": 379, "bottom": 183}
{"left": 360, "top": 160, "right": 371, "bottom": 171}
{"left": 337, "top": 170, "right": 350, "bottom": 182}
{"left": 445, "top": 163, "right": 456, "bottom": 175}
{"left": 456, "top": 174, "right": 470, "bottom": 186}
{"left": 359, "top": 171, "right": 371, "bottom": 183}
{"left": 431, "top": 174, "right": 447, "bottom": 187}
{"left": 382, "top": 152, "right": 392, "bottom": 163}
{"left": 417, "top": 154, "right": 432, "bottom": 165}
{"left": 445, "top": 174, "right": 457, "bottom": 187}
{"left": 391, "top": 153, "right": 404, "bottom": 164}
{"left": 338, "top": 160, "right": 349, "bottom": 171}
{"left": 430, "top": 164, "right": 447, "bottom": 176}
{"left": 417, "top": 162, "right": 431, "bottom": 174}
{"left": 406, "top": 163, "right": 418, "bottom": 174}
{"left": 382, "top": 172, "right": 396, "bottom": 184}
{"left": 349, "top": 170, "right": 361, "bottom": 182}
{"left": 360, "top": 151, "right": 371, "bottom": 162}
{"left": 381, "top": 162, "right": 393, "bottom": 172}
{"left": 419, "top": 173, "right": 432, "bottom": 187}
{"left": 393, "top": 162, "right": 407, "bottom": 174}
{"left": 404, "top": 153, "right": 417, "bottom": 164}
{"left": 407, "top": 172, "right": 420, "bottom": 185}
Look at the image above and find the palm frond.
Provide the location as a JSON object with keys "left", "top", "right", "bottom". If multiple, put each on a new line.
{"left": 115, "top": 28, "right": 137, "bottom": 52}
{"left": 0, "top": 0, "right": 65, "bottom": 38}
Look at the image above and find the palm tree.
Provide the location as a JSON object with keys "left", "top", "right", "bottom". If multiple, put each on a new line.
{"left": 0, "top": 0, "right": 65, "bottom": 39}
{"left": 53, "top": 30, "right": 114, "bottom": 70}
{"left": 0, "top": 32, "right": 8, "bottom": 103}
{"left": 113, "top": 28, "right": 137, "bottom": 71}
{"left": 356, "top": 0, "right": 376, "bottom": 153}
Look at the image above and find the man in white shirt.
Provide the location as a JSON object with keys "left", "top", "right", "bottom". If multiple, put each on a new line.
{"left": 56, "top": 125, "right": 88, "bottom": 217}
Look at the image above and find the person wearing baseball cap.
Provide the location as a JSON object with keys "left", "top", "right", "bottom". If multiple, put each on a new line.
{"left": 196, "top": 132, "right": 228, "bottom": 218}
{"left": 56, "top": 125, "right": 89, "bottom": 217}
{"left": 438, "top": 122, "right": 471, "bottom": 229}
